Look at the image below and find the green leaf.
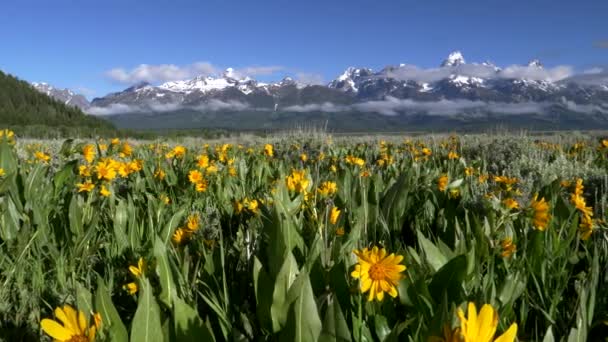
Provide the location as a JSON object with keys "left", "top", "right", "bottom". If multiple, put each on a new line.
{"left": 161, "top": 207, "right": 186, "bottom": 244}
{"left": 95, "top": 278, "right": 128, "bottom": 342}
{"left": 418, "top": 234, "right": 448, "bottom": 272}
{"left": 428, "top": 255, "right": 467, "bottom": 303}
{"left": 76, "top": 282, "right": 93, "bottom": 322}
{"left": 318, "top": 297, "right": 351, "bottom": 342}
{"left": 374, "top": 315, "right": 391, "bottom": 342}
{"left": 280, "top": 272, "right": 322, "bottom": 342}
{"left": 130, "top": 277, "right": 163, "bottom": 342}
{"left": 542, "top": 326, "right": 555, "bottom": 342}
{"left": 154, "top": 236, "right": 176, "bottom": 308}
{"left": 173, "top": 296, "right": 215, "bottom": 342}
{"left": 253, "top": 256, "right": 274, "bottom": 331}
{"left": 271, "top": 251, "right": 299, "bottom": 332}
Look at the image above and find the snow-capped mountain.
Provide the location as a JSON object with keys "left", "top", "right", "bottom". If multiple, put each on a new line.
{"left": 32, "top": 82, "right": 90, "bottom": 109}
{"left": 90, "top": 52, "right": 608, "bottom": 115}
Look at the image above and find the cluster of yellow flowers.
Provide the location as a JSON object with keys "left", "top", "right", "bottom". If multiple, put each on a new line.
{"left": 569, "top": 179, "right": 594, "bottom": 240}
{"left": 286, "top": 169, "right": 310, "bottom": 194}
{"left": 172, "top": 214, "right": 201, "bottom": 245}
{"left": 124, "top": 257, "right": 146, "bottom": 295}
{"left": 529, "top": 194, "right": 550, "bottom": 231}
{"left": 345, "top": 155, "right": 365, "bottom": 167}
{"left": 0, "top": 129, "right": 15, "bottom": 144}
{"left": 317, "top": 181, "right": 338, "bottom": 197}
{"left": 166, "top": 145, "right": 186, "bottom": 159}
{"left": 233, "top": 198, "right": 261, "bottom": 215}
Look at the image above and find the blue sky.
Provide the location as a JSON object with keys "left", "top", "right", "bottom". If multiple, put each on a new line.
{"left": 1, "top": 0, "right": 606, "bottom": 98}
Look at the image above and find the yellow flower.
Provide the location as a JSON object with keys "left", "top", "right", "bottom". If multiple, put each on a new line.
{"left": 188, "top": 170, "right": 204, "bottom": 184}
{"left": 0, "top": 168, "right": 5, "bottom": 177}
{"left": 579, "top": 214, "right": 594, "bottom": 241}
{"left": 317, "top": 181, "right": 338, "bottom": 197}
{"left": 100, "top": 185, "right": 111, "bottom": 197}
{"left": 437, "top": 174, "right": 449, "bottom": 192}
{"left": 172, "top": 228, "right": 189, "bottom": 245}
{"left": 244, "top": 198, "right": 260, "bottom": 214}
{"left": 111, "top": 138, "right": 120, "bottom": 145}
{"left": 286, "top": 169, "right": 310, "bottom": 193}
{"left": 197, "top": 154, "right": 210, "bottom": 168}
{"left": 465, "top": 167, "right": 475, "bottom": 176}
{"left": 456, "top": 302, "right": 518, "bottom": 342}
{"left": 154, "top": 167, "right": 166, "bottom": 180}
{"left": 160, "top": 194, "right": 170, "bottom": 204}
{"left": 478, "top": 174, "right": 489, "bottom": 183}
{"left": 530, "top": 194, "right": 550, "bottom": 231}
{"left": 79, "top": 165, "right": 92, "bottom": 177}
{"left": 195, "top": 179, "right": 208, "bottom": 192}
{"left": 233, "top": 200, "right": 244, "bottom": 214}
{"left": 35, "top": 151, "right": 51, "bottom": 163}
{"left": 95, "top": 159, "right": 117, "bottom": 181}
{"left": 264, "top": 144, "right": 274, "bottom": 157}
{"left": 345, "top": 155, "right": 365, "bottom": 166}
{"left": 124, "top": 282, "right": 138, "bottom": 295}
{"left": 335, "top": 227, "right": 345, "bottom": 237}
{"left": 129, "top": 258, "right": 145, "bottom": 278}
{"left": 502, "top": 198, "right": 519, "bottom": 210}
{"left": 300, "top": 153, "right": 308, "bottom": 162}
{"left": 186, "top": 214, "right": 199, "bottom": 233}
{"left": 500, "top": 238, "right": 516, "bottom": 258}
{"left": 350, "top": 247, "right": 406, "bottom": 302}
{"left": 330, "top": 164, "right": 337, "bottom": 173}
{"left": 422, "top": 147, "right": 432, "bottom": 156}
{"left": 40, "top": 305, "right": 97, "bottom": 342}
{"left": 119, "top": 142, "right": 133, "bottom": 157}
{"left": 206, "top": 163, "right": 219, "bottom": 174}
{"left": 77, "top": 181, "right": 95, "bottom": 193}
{"left": 228, "top": 166, "right": 237, "bottom": 177}
{"left": 329, "top": 206, "right": 341, "bottom": 225}
{"left": 83, "top": 144, "right": 96, "bottom": 164}
{"left": 448, "top": 151, "right": 459, "bottom": 159}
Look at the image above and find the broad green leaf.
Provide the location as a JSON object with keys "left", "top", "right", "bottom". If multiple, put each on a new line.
{"left": 130, "top": 277, "right": 163, "bottom": 342}
{"left": 95, "top": 279, "right": 128, "bottom": 342}
{"left": 318, "top": 297, "right": 351, "bottom": 342}
{"left": 173, "top": 296, "right": 215, "bottom": 342}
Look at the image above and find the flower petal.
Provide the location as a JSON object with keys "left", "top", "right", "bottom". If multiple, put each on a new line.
{"left": 494, "top": 323, "right": 518, "bottom": 342}
{"left": 41, "top": 319, "right": 74, "bottom": 340}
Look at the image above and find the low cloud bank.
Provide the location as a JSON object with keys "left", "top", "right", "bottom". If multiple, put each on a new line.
{"left": 88, "top": 97, "right": 608, "bottom": 117}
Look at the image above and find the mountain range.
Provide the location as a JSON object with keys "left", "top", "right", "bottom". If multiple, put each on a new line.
{"left": 31, "top": 51, "right": 608, "bottom": 131}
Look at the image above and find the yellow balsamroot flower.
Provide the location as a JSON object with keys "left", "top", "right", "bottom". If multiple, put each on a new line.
{"left": 197, "top": 154, "right": 210, "bottom": 168}
{"left": 188, "top": 170, "right": 204, "bottom": 184}
{"left": 571, "top": 194, "right": 593, "bottom": 218}
{"left": 300, "top": 153, "right": 308, "bottom": 162}
{"left": 124, "top": 282, "right": 138, "bottom": 295}
{"left": 330, "top": 164, "right": 337, "bottom": 173}
{"left": 478, "top": 174, "right": 489, "bottom": 184}
{"left": 167, "top": 145, "right": 186, "bottom": 159}
{"left": 40, "top": 305, "right": 99, "bottom": 342}
{"left": 530, "top": 194, "right": 550, "bottom": 231}
{"left": 154, "top": 167, "right": 166, "bottom": 180}
{"left": 579, "top": 214, "right": 594, "bottom": 240}
{"left": 465, "top": 167, "right": 475, "bottom": 176}
{"left": 119, "top": 142, "right": 133, "bottom": 157}
{"left": 286, "top": 169, "right": 310, "bottom": 193}
{"left": 437, "top": 174, "right": 449, "bottom": 192}
{"left": 129, "top": 258, "right": 146, "bottom": 278}
{"left": 244, "top": 198, "right": 260, "bottom": 214}
{"left": 0, "top": 129, "right": 16, "bottom": 144}
{"left": 233, "top": 200, "right": 244, "bottom": 214}
{"left": 117, "top": 162, "right": 130, "bottom": 178}
{"left": 83, "top": 144, "right": 96, "bottom": 164}
{"left": 448, "top": 151, "right": 459, "bottom": 159}
{"left": 345, "top": 155, "right": 365, "bottom": 166}
{"left": 160, "top": 194, "right": 170, "bottom": 204}
{"left": 601, "top": 139, "right": 608, "bottom": 149}
{"left": 335, "top": 227, "right": 345, "bottom": 237}
{"left": 264, "top": 144, "right": 274, "bottom": 157}
{"left": 77, "top": 181, "right": 95, "bottom": 193}
{"left": 500, "top": 238, "right": 516, "bottom": 258}
{"left": 228, "top": 166, "right": 237, "bottom": 177}
{"left": 329, "top": 206, "right": 341, "bottom": 225}
{"left": 99, "top": 185, "right": 111, "bottom": 197}
{"left": 317, "top": 181, "right": 338, "bottom": 197}
{"left": 502, "top": 198, "right": 519, "bottom": 210}
{"left": 0, "top": 168, "right": 5, "bottom": 177}
{"left": 172, "top": 228, "right": 189, "bottom": 245}
{"left": 111, "top": 138, "right": 120, "bottom": 145}
{"left": 186, "top": 214, "right": 199, "bottom": 233}
{"left": 350, "top": 247, "right": 406, "bottom": 302}
{"left": 206, "top": 163, "right": 219, "bottom": 174}
{"left": 422, "top": 147, "right": 432, "bottom": 156}
{"left": 35, "top": 151, "right": 51, "bottom": 163}
{"left": 95, "top": 159, "right": 117, "bottom": 181}
{"left": 456, "top": 302, "right": 518, "bottom": 342}
{"left": 79, "top": 165, "right": 92, "bottom": 177}
{"left": 195, "top": 179, "right": 208, "bottom": 192}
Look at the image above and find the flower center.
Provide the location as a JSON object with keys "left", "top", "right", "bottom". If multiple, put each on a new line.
{"left": 68, "top": 335, "right": 89, "bottom": 342}
{"left": 369, "top": 264, "right": 387, "bottom": 280}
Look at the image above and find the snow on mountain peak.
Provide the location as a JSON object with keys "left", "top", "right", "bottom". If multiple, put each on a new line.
{"left": 441, "top": 51, "right": 466, "bottom": 67}
{"left": 527, "top": 59, "right": 543, "bottom": 68}
{"left": 223, "top": 67, "right": 237, "bottom": 79}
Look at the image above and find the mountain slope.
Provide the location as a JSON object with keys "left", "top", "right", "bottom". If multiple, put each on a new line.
{"left": 32, "top": 82, "right": 90, "bottom": 109}
{"left": 0, "top": 70, "right": 113, "bottom": 130}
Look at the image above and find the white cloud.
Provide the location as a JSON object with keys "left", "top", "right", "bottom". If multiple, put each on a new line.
{"left": 498, "top": 65, "right": 572, "bottom": 82}
{"left": 194, "top": 100, "right": 250, "bottom": 112}
{"left": 105, "top": 62, "right": 284, "bottom": 84}
{"left": 294, "top": 72, "right": 325, "bottom": 85}
{"left": 87, "top": 100, "right": 251, "bottom": 116}
{"left": 283, "top": 102, "right": 346, "bottom": 112}
{"left": 583, "top": 67, "right": 604, "bottom": 75}
{"left": 88, "top": 103, "right": 141, "bottom": 115}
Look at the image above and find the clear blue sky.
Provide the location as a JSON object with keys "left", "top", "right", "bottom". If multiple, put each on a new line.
{"left": 1, "top": 0, "right": 606, "bottom": 98}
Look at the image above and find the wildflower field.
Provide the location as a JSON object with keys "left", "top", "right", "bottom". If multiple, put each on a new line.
{"left": 0, "top": 129, "right": 607, "bottom": 341}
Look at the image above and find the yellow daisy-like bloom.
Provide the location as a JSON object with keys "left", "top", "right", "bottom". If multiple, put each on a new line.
{"left": 448, "top": 151, "right": 459, "bottom": 160}
{"left": 502, "top": 198, "right": 519, "bottom": 210}
{"left": 35, "top": 151, "right": 51, "bottom": 163}
{"left": 345, "top": 155, "right": 365, "bottom": 167}
{"left": 579, "top": 214, "right": 594, "bottom": 241}
{"left": 286, "top": 169, "right": 310, "bottom": 193}
{"left": 195, "top": 179, "right": 208, "bottom": 192}
{"left": 457, "top": 302, "right": 518, "bottom": 342}
{"left": 335, "top": 227, "right": 345, "bottom": 237}
{"left": 350, "top": 247, "right": 406, "bottom": 302}
{"left": 206, "top": 164, "right": 219, "bottom": 174}
{"left": 186, "top": 214, "right": 199, "bottom": 233}
{"left": 188, "top": 170, "right": 204, "bottom": 184}
{"left": 300, "top": 153, "right": 308, "bottom": 162}
{"left": 79, "top": 165, "right": 92, "bottom": 177}
{"left": 197, "top": 154, "right": 210, "bottom": 168}
{"left": 129, "top": 258, "right": 145, "bottom": 278}
{"left": 317, "top": 181, "right": 338, "bottom": 197}
{"left": 154, "top": 167, "right": 166, "bottom": 180}
{"left": 233, "top": 200, "right": 244, "bottom": 214}
{"left": 82, "top": 144, "right": 96, "bottom": 164}
{"left": 437, "top": 174, "right": 449, "bottom": 192}
{"left": 119, "top": 142, "right": 133, "bottom": 157}
{"left": 99, "top": 185, "right": 111, "bottom": 197}
{"left": 530, "top": 194, "right": 550, "bottom": 231}
{"left": 422, "top": 147, "right": 432, "bottom": 156}
{"left": 0, "top": 168, "right": 5, "bottom": 177}
{"left": 172, "top": 228, "right": 189, "bottom": 245}
{"left": 500, "top": 238, "right": 516, "bottom": 258}
{"left": 124, "top": 282, "right": 138, "bottom": 295}
{"left": 77, "top": 181, "right": 95, "bottom": 193}
{"left": 40, "top": 305, "right": 98, "bottom": 342}
{"left": 329, "top": 206, "right": 341, "bottom": 225}
{"left": 228, "top": 166, "right": 237, "bottom": 177}
{"left": 111, "top": 138, "right": 120, "bottom": 145}
{"left": 263, "top": 144, "right": 274, "bottom": 157}
{"left": 95, "top": 159, "right": 117, "bottom": 182}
